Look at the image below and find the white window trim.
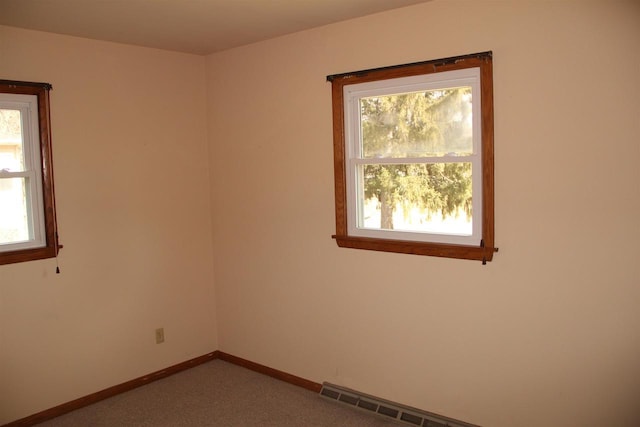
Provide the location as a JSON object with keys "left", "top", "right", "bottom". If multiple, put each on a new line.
{"left": 343, "top": 68, "right": 483, "bottom": 246}
{"left": 0, "top": 93, "right": 47, "bottom": 252}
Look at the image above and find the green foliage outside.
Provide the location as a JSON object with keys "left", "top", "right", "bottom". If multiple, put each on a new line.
{"left": 0, "top": 109, "right": 22, "bottom": 140}
{"left": 360, "top": 88, "right": 473, "bottom": 230}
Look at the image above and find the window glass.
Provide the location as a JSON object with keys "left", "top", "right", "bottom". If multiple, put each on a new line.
{"left": 360, "top": 87, "right": 473, "bottom": 158}
{"left": 0, "top": 108, "right": 26, "bottom": 171}
{"left": 357, "top": 163, "right": 473, "bottom": 236}
{"left": 0, "top": 177, "right": 30, "bottom": 245}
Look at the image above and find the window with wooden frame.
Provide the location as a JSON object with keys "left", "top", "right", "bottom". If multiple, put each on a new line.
{"left": 0, "top": 80, "right": 60, "bottom": 265}
{"left": 327, "top": 52, "right": 497, "bottom": 262}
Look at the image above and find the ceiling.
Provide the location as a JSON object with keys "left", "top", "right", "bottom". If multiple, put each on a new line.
{"left": 0, "top": 0, "right": 432, "bottom": 55}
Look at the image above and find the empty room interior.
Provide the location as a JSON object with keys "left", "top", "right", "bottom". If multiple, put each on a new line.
{"left": 1, "top": 1, "right": 639, "bottom": 426}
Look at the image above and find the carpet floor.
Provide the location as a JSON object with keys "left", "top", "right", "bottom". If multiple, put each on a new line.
{"left": 36, "top": 360, "right": 402, "bottom": 426}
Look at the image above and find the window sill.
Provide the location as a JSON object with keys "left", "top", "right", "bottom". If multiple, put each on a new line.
{"left": 332, "top": 235, "right": 497, "bottom": 263}
{"left": 0, "top": 245, "right": 62, "bottom": 266}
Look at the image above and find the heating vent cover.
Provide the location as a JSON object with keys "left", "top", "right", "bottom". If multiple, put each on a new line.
{"left": 319, "top": 383, "right": 479, "bottom": 427}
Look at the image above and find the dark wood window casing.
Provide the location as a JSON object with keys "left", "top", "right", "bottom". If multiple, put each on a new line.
{"left": 0, "top": 80, "right": 61, "bottom": 266}
{"left": 327, "top": 52, "right": 497, "bottom": 263}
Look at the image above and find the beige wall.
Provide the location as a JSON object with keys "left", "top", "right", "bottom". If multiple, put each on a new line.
{"left": 0, "top": 27, "right": 217, "bottom": 423}
{"left": 207, "top": 1, "right": 640, "bottom": 426}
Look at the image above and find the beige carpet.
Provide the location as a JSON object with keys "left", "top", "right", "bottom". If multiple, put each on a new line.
{"left": 36, "top": 360, "right": 402, "bottom": 426}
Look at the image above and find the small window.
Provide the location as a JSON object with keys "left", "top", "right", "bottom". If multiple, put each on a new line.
{"left": 0, "top": 80, "right": 60, "bottom": 265}
{"left": 327, "top": 52, "right": 497, "bottom": 262}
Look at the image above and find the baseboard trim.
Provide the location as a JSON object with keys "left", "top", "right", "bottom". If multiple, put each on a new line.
{"left": 3, "top": 350, "right": 322, "bottom": 426}
{"left": 3, "top": 351, "right": 220, "bottom": 427}
{"left": 217, "top": 351, "right": 322, "bottom": 393}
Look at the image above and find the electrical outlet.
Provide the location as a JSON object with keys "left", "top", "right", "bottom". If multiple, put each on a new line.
{"left": 155, "top": 328, "right": 165, "bottom": 344}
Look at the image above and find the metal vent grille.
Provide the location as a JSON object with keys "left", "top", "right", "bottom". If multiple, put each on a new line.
{"left": 319, "top": 383, "right": 479, "bottom": 427}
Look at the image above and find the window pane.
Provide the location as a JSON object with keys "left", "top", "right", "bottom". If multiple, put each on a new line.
{"left": 0, "top": 177, "right": 31, "bottom": 245}
{"left": 360, "top": 87, "right": 472, "bottom": 158}
{"left": 0, "top": 109, "right": 25, "bottom": 172}
{"left": 358, "top": 163, "right": 472, "bottom": 235}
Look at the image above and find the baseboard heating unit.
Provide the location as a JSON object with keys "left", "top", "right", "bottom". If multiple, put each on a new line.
{"left": 319, "top": 383, "right": 479, "bottom": 427}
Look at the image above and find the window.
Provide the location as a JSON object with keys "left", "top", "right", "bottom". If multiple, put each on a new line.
{"left": 0, "top": 80, "right": 60, "bottom": 265}
{"left": 327, "top": 52, "right": 497, "bottom": 262}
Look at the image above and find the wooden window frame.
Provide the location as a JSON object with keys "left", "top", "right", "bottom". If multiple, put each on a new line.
{"left": 327, "top": 52, "right": 497, "bottom": 262}
{"left": 0, "top": 80, "right": 61, "bottom": 266}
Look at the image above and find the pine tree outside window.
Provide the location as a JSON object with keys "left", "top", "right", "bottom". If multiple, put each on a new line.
{"left": 327, "top": 52, "right": 497, "bottom": 262}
